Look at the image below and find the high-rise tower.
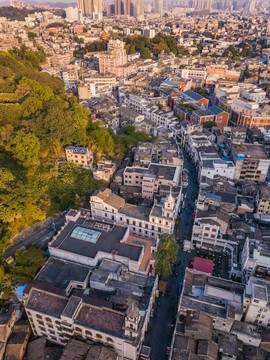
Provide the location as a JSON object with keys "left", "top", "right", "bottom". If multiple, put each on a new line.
{"left": 78, "top": 0, "right": 102, "bottom": 16}
{"left": 78, "top": 0, "right": 92, "bottom": 16}
{"left": 155, "top": 0, "right": 163, "bottom": 15}
{"left": 136, "top": 0, "right": 144, "bottom": 16}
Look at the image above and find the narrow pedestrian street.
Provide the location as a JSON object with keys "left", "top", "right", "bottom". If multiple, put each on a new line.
{"left": 144, "top": 152, "right": 199, "bottom": 360}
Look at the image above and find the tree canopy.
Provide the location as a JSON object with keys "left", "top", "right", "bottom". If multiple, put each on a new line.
{"left": 124, "top": 34, "right": 190, "bottom": 58}
{"left": 0, "top": 48, "right": 152, "bottom": 254}
{"left": 203, "top": 121, "right": 217, "bottom": 129}
{"left": 154, "top": 233, "right": 179, "bottom": 277}
{"left": 11, "top": 130, "right": 40, "bottom": 167}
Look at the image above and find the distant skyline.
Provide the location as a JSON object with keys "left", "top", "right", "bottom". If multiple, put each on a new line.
{"left": 0, "top": 0, "right": 76, "bottom": 6}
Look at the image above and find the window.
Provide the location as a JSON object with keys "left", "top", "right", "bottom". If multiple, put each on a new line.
{"left": 96, "top": 334, "right": 103, "bottom": 341}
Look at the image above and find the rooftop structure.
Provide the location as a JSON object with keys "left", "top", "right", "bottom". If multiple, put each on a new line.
{"left": 90, "top": 187, "right": 180, "bottom": 242}
{"left": 180, "top": 269, "right": 245, "bottom": 333}
{"left": 65, "top": 146, "right": 93, "bottom": 170}
{"left": 49, "top": 214, "right": 148, "bottom": 273}
{"left": 25, "top": 259, "right": 157, "bottom": 360}
{"left": 230, "top": 143, "right": 270, "bottom": 182}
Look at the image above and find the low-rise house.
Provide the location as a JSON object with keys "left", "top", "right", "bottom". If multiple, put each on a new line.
{"left": 93, "top": 160, "right": 116, "bottom": 182}
{"left": 244, "top": 277, "right": 270, "bottom": 329}
{"left": 199, "top": 158, "right": 235, "bottom": 180}
{"left": 119, "top": 106, "right": 144, "bottom": 126}
{"left": 183, "top": 90, "right": 209, "bottom": 108}
{"left": 256, "top": 186, "right": 270, "bottom": 215}
{"left": 179, "top": 269, "right": 245, "bottom": 333}
{"left": 60, "top": 339, "right": 118, "bottom": 360}
{"left": 208, "top": 105, "right": 229, "bottom": 127}
{"left": 123, "top": 163, "right": 181, "bottom": 201}
{"left": 0, "top": 308, "right": 16, "bottom": 359}
{"left": 191, "top": 109, "right": 215, "bottom": 125}
{"left": 65, "top": 146, "right": 93, "bottom": 170}
{"left": 4, "top": 321, "right": 30, "bottom": 360}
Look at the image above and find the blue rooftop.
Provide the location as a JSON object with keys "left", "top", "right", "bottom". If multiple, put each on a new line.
{"left": 205, "top": 193, "right": 222, "bottom": 202}
{"left": 66, "top": 146, "right": 88, "bottom": 155}
{"left": 160, "top": 89, "right": 170, "bottom": 96}
{"left": 209, "top": 106, "right": 225, "bottom": 115}
{"left": 15, "top": 283, "right": 27, "bottom": 296}
{"left": 184, "top": 90, "right": 203, "bottom": 101}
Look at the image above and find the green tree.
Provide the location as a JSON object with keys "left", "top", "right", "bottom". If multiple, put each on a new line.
{"left": 154, "top": 233, "right": 179, "bottom": 277}
{"left": 141, "top": 47, "right": 151, "bottom": 59}
{"left": 28, "top": 31, "right": 37, "bottom": 40}
{"left": 0, "top": 169, "right": 14, "bottom": 190}
{"left": 0, "top": 103, "right": 21, "bottom": 126}
{"left": 15, "top": 83, "right": 32, "bottom": 100}
{"left": 11, "top": 130, "right": 40, "bottom": 167}
{"left": 196, "top": 43, "right": 203, "bottom": 53}
{"left": 203, "top": 121, "right": 217, "bottom": 129}
{"left": 0, "top": 265, "right": 4, "bottom": 283}
{"left": 19, "top": 78, "right": 54, "bottom": 101}
{"left": 21, "top": 97, "right": 43, "bottom": 118}
{"left": 195, "top": 87, "right": 209, "bottom": 98}
{"left": 176, "top": 113, "right": 183, "bottom": 122}
{"left": 10, "top": 245, "right": 46, "bottom": 279}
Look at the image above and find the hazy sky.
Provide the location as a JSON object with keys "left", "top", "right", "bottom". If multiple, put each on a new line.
{"left": 0, "top": 0, "right": 75, "bottom": 5}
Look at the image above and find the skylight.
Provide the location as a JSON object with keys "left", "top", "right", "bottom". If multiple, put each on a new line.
{"left": 71, "top": 226, "right": 100, "bottom": 243}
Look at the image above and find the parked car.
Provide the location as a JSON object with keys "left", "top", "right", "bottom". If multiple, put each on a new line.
{"left": 157, "top": 298, "right": 161, "bottom": 307}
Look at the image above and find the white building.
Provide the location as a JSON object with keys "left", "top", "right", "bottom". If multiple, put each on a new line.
{"left": 179, "top": 67, "right": 207, "bottom": 80}
{"left": 143, "top": 28, "right": 155, "bottom": 38}
{"left": 240, "top": 87, "right": 266, "bottom": 104}
{"left": 90, "top": 188, "right": 180, "bottom": 241}
{"left": 62, "top": 69, "right": 78, "bottom": 91}
{"left": 199, "top": 158, "right": 235, "bottom": 180}
{"left": 65, "top": 7, "right": 83, "bottom": 22}
{"left": 244, "top": 278, "right": 270, "bottom": 329}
